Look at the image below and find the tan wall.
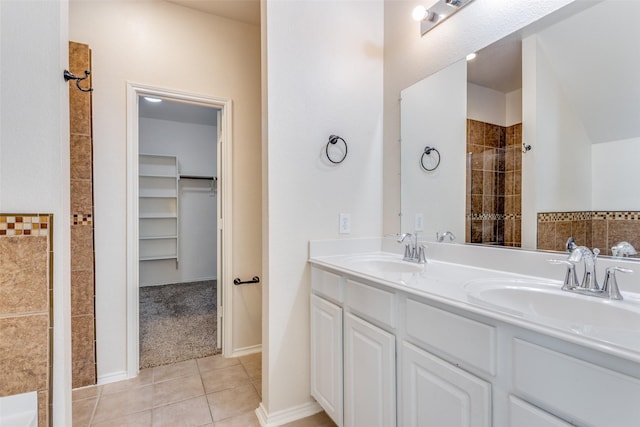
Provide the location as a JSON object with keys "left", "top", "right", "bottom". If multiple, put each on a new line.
{"left": 70, "top": 0, "right": 262, "bottom": 379}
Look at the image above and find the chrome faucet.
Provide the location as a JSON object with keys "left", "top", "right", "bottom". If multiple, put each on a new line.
{"left": 436, "top": 231, "right": 456, "bottom": 242}
{"left": 397, "top": 232, "right": 427, "bottom": 264}
{"left": 549, "top": 244, "right": 632, "bottom": 300}
{"left": 568, "top": 246, "right": 600, "bottom": 291}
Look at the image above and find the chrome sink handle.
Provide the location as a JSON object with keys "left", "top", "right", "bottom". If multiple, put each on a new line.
{"left": 602, "top": 266, "right": 632, "bottom": 300}
{"left": 548, "top": 259, "right": 579, "bottom": 290}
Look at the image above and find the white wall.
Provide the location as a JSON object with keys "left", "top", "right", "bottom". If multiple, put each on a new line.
{"left": 592, "top": 137, "right": 640, "bottom": 210}
{"left": 521, "top": 34, "right": 592, "bottom": 248}
{"left": 467, "top": 84, "right": 522, "bottom": 128}
{"left": 70, "top": 0, "right": 262, "bottom": 380}
{"left": 467, "top": 83, "right": 506, "bottom": 126}
{"left": 0, "top": 1, "right": 71, "bottom": 425}
{"left": 383, "top": 0, "right": 576, "bottom": 234}
{"left": 261, "top": 0, "right": 384, "bottom": 420}
{"left": 139, "top": 116, "right": 217, "bottom": 286}
{"left": 505, "top": 88, "right": 523, "bottom": 127}
{"left": 401, "top": 60, "right": 467, "bottom": 241}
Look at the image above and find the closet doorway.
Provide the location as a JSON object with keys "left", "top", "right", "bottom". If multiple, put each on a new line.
{"left": 126, "top": 84, "right": 233, "bottom": 375}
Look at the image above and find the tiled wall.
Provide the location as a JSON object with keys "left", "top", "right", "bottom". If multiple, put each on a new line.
{"left": 0, "top": 214, "right": 53, "bottom": 426}
{"left": 466, "top": 119, "right": 522, "bottom": 247}
{"left": 538, "top": 211, "right": 640, "bottom": 257}
{"left": 69, "top": 41, "right": 97, "bottom": 388}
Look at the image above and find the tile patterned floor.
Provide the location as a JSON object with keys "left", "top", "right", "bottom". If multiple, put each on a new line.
{"left": 72, "top": 353, "right": 335, "bottom": 427}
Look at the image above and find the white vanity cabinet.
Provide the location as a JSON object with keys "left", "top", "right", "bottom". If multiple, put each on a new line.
{"left": 310, "top": 294, "right": 343, "bottom": 425}
{"left": 309, "top": 262, "right": 640, "bottom": 427}
{"left": 344, "top": 312, "right": 396, "bottom": 427}
{"left": 400, "top": 341, "right": 491, "bottom": 427}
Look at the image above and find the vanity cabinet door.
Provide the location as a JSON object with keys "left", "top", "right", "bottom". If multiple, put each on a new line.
{"left": 310, "top": 294, "right": 343, "bottom": 426}
{"left": 344, "top": 312, "right": 396, "bottom": 427}
{"left": 400, "top": 341, "right": 491, "bottom": 427}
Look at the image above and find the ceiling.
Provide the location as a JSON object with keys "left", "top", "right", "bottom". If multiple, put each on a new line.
{"left": 165, "top": 0, "right": 260, "bottom": 25}
{"left": 139, "top": 97, "right": 219, "bottom": 127}
{"left": 467, "top": 38, "right": 522, "bottom": 94}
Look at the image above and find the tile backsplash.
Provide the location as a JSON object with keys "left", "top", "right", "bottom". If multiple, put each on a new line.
{"left": 0, "top": 213, "right": 53, "bottom": 426}
{"left": 537, "top": 211, "right": 640, "bottom": 257}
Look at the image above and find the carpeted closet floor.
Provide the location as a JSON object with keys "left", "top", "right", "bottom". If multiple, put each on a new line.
{"left": 139, "top": 280, "right": 218, "bottom": 369}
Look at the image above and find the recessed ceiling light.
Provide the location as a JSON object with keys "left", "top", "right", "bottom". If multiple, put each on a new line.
{"left": 466, "top": 52, "right": 477, "bottom": 61}
{"left": 144, "top": 97, "right": 163, "bottom": 103}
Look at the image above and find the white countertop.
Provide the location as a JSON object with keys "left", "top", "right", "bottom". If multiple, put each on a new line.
{"left": 309, "top": 249, "right": 640, "bottom": 364}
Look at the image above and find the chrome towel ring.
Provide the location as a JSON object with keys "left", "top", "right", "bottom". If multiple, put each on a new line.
{"left": 421, "top": 146, "right": 440, "bottom": 171}
{"left": 325, "top": 135, "right": 348, "bottom": 164}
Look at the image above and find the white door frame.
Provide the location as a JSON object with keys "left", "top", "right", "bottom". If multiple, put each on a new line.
{"left": 125, "top": 82, "right": 233, "bottom": 378}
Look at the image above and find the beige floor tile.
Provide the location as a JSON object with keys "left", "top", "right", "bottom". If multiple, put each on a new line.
{"left": 207, "top": 383, "right": 260, "bottom": 422}
{"left": 213, "top": 409, "right": 261, "bottom": 427}
{"left": 196, "top": 354, "right": 240, "bottom": 374}
{"left": 101, "top": 368, "right": 153, "bottom": 395}
{"left": 90, "top": 410, "right": 151, "bottom": 427}
{"left": 281, "top": 411, "right": 337, "bottom": 427}
{"left": 73, "top": 385, "right": 101, "bottom": 401}
{"left": 91, "top": 384, "right": 153, "bottom": 423}
{"left": 251, "top": 376, "right": 262, "bottom": 397}
{"left": 152, "top": 373, "right": 204, "bottom": 407}
{"left": 153, "top": 359, "right": 199, "bottom": 383}
{"left": 151, "top": 395, "right": 213, "bottom": 427}
{"left": 72, "top": 397, "right": 96, "bottom": 427}
{"left": 200, "top": 364, "right": 250, "bottom": 394}
{"left": 240, "top": 359, "right": 261, "bottom": 380}
{"left": 238, "top": 352, "right": 261, "bottom": 366}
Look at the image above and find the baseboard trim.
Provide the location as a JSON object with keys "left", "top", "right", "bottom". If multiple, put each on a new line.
{"left": 97, "top": 370, "right": 129, "bottom": 385}
{"left": 255, "top": 400, "right": 323, "bottom": 426}
{"left": 227, "top": 343, "right": 262, "bottom": 358}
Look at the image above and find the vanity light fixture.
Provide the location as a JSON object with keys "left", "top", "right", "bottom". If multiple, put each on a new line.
{"left": 143, "top": 96, "right": 163, "bottom": 103}
{"left": 466, "top": 52, "right": 477, "bottom": 61}
{"left": 413, "top": 0, "right": 475, "bottom": 36}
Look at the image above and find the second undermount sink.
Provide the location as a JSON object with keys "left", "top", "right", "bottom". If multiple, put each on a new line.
{"left": 346, "top": 256, "right": 424, "bottom": 274}
{"left": 464, "top": 278, "right": 640, "bottom": 333}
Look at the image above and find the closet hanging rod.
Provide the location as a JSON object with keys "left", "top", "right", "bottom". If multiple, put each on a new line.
{"left": 179, "top": 175, "right": 217, "bottom": 181}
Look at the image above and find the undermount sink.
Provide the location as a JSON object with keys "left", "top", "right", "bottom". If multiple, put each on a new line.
{"left": 346, "top": 256, "right": 424, "bottom": 274}
{"left": 464, "top": 278, "right": 640, "bottom": 333}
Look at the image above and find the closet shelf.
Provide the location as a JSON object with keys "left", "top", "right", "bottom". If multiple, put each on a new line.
{"left": 139, "top": 235, "right": 178, "bottom": 241}
{"left": 139, "top": 153, "right": 179, "bottom": 267}
{"left": 179, "top": 175, "right": 217, "bottom": 181}
{"left": 139, "top": 214, "right": 177, "bottom": 219}
{"left": 140, "top": 173, "right": 176, "bottom": 178}
{"left": 139, "top": 255, "right": 178, "bottom": 261}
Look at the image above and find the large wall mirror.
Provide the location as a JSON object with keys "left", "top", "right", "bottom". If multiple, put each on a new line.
{"left": 401, "top": 0, "right": 640, "bottom": 259}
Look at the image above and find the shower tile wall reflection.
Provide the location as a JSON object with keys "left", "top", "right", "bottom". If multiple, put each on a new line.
{"left": 537, "top": 211, "right": 640, "bottom": 257}
{"left": 466, "top": 119, "right": 522, "bottom": 247}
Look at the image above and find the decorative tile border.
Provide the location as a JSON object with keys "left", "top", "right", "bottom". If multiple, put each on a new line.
{"left": 72, "top": 213, "right": 93, "bottom": 225}
{"left": 538, "top": 211, "right": 640, "bottom": 222}
{"left": 468, "top": 213, "right": 522, "bottom": 221}
{"left": 0, "top": 215, "right": 49, "bottom": 236}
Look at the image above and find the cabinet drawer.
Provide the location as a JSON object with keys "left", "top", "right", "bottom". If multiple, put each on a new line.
{"left": 405, "top": 298, "right": 496, "bottom": 376}
{"left": 345, "top": 279, "right": 395, "bottom": 329}
{"left": 509, "top": 396, "right": 572, "bottom": 427}
{"left": 311, "top": 267, "right": 344, "bottom": 304}
{"left": 513, "top": 339, "right": 640, "bottom": 427}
